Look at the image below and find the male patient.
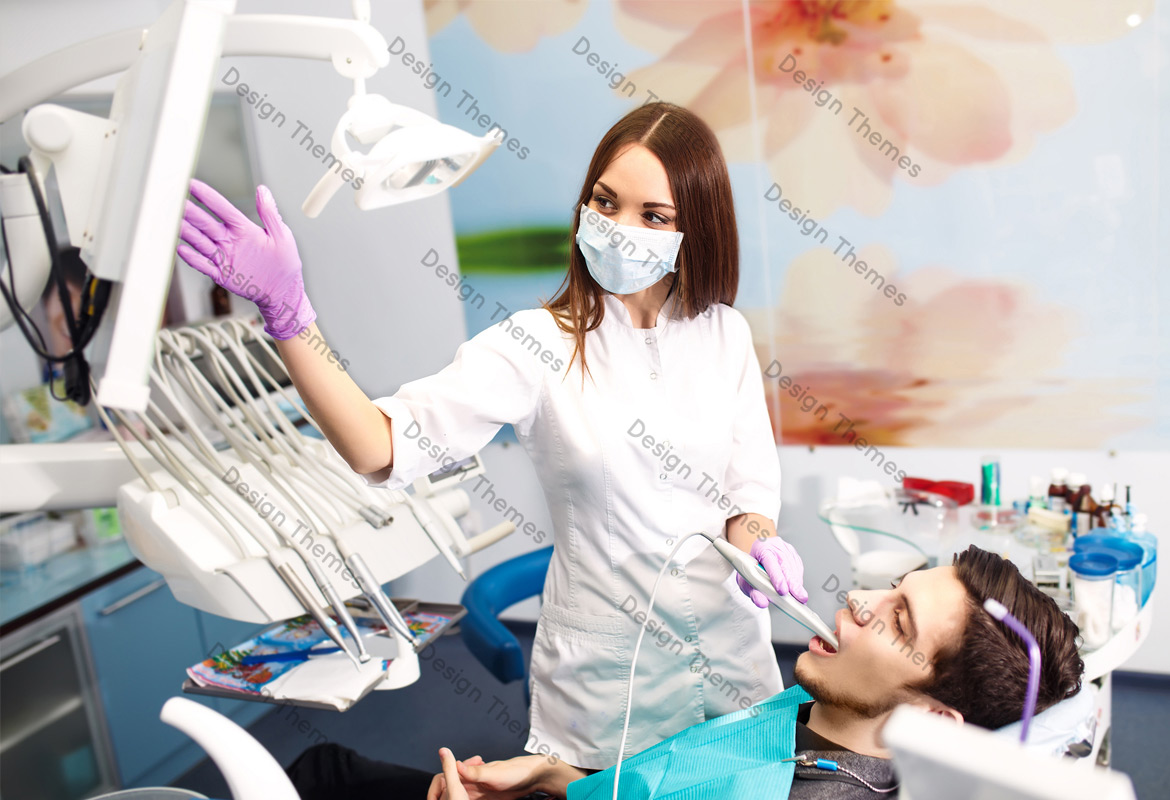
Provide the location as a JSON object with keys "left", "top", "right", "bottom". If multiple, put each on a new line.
{"left": 287, "top": 546, "right": 1083, "bottom": 799}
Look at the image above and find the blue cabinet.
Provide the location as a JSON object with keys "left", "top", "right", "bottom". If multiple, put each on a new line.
{"left": 80, "top": 567, "right": 215, "bottom": 788}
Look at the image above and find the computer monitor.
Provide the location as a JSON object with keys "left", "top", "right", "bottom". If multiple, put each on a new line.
{"left": 85, "top": 0, "right": 233, "bottom": 410}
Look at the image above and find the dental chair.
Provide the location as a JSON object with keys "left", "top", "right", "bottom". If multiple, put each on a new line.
{"left": 94, "top": 697, "right": 299, "bottom": 800}
{"left": 459, "top": 546, "right": 553, "bottom": 703}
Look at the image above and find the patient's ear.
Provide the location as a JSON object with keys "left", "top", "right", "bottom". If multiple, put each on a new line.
{"left": 925, "top": 705, "right": 963, "bottom": 725}
{"left": 906, "top": 696, "right": 964, "bottom": 725}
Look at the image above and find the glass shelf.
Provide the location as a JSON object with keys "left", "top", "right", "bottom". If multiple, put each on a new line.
{"left": 818, "top": 486, "right": 961, "bottom": 568}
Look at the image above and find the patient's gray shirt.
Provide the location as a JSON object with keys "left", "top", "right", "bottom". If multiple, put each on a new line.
{"left": 791, "top": 703, "right": 899, "bottom": 799}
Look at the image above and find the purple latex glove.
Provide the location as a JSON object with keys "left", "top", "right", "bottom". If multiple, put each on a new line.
{"left": 736, "top": 536, "right": 809, "bottom": 608}
{"left": 176, "top": 179, "right": 315, "bottom": 340}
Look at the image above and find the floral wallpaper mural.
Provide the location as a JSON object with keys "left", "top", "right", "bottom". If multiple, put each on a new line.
{"left": 397, "top": 0, "right": 1164, "bottom": 451}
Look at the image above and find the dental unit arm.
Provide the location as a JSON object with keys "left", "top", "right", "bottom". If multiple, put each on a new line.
{"left": 0, "top": 0, "right": 500, "bottom": 412}
{"left": 1, "top": 0, "right": 514, "bottom": 683}
{"left": 97, "top": 321, "right": 517, "bottom": 660}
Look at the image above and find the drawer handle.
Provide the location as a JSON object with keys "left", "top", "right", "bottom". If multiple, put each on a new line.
{"left": 99, "top": 578, "right": 167, "bottom": 616}
{"left": 0, "top": 634, "right": 62, "bottom": 673}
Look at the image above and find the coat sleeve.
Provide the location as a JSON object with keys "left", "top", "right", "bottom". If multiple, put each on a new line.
{"left": 360, "top": 311, "right": 548, "bottom": 490}
{"left": 719, "top": 308, "right": 782, "bottom": 525}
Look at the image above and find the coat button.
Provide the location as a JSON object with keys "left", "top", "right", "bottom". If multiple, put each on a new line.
{"left": 645, "top": 337, "right": 652, "bottom": 344}
{"left": 671, "top": 568, "right": 679, "bottom": 577}
{"left": 650, "top": 372, "right": 657, "bottom": 380}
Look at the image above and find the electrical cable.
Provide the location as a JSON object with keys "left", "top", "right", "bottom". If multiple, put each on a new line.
{"left": 0, "top": 157, "right": 112, "bottom": 403}
{"left": 780, "top": 753, "right": 899, "bottom": 794}
{"left": 612, "top": 532, "right": 708, "bottom": 800}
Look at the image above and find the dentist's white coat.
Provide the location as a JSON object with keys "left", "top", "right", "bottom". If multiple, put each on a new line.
{"left": 367, "top": 292, "right": 783, "bottom": 769}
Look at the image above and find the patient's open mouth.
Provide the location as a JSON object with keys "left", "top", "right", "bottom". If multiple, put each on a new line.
{"left": 809, "top": 634, "right": 837, "bottom": 656}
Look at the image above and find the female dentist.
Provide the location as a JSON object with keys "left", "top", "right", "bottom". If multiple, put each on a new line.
{"left": 177, "top": 102, "right": 808, "bottom": 771}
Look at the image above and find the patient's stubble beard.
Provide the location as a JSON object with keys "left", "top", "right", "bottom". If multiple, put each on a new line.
{"left": 794, "top": 658, "right": 906, "bottom": 720}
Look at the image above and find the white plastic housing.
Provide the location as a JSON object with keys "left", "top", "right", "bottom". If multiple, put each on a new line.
{"left": 160, "top": 696, "right": 299, "bottom": 800}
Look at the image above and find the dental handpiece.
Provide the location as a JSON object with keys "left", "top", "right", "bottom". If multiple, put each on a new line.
{"left": 274, "top": 562, "right": 362, "bottom": 668}
{"left": 303, "top": 559, "right": 371, "bottom": 664}
{"left": 402, "top": 493, "right": 468, "bottom": 581}
{"left": 345, "top": 553, "right": 420, "bottom": 648}
{"left": 708, "top": 537, "right": 840, "bottom": 650}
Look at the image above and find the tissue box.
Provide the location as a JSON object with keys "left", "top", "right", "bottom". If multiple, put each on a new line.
{"left": 0, "top": 513, "right": 78, "bottom": 569}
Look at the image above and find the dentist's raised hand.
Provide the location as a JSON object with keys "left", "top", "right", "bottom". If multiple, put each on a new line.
{"left": 176, "top": 179, "right": 315, "bottom": 340}
{"left": 737, "top": 536, "right": 809, "bottom": 607}
{"left": 176, "top": 181, "right": 393, "bottom": 479}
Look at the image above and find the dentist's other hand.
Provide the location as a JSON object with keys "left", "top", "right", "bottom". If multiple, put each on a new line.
{"left": 426, "top": 752, "right": 560, "bottom": 800}
{"left": 432, "top": 748, "right": 470, "bottom": 800}
{"left": 176, "top": 179, "right": 315, "bottom": 339}
{"left": 737, "top": 536, "right": 808, "bottom": 607}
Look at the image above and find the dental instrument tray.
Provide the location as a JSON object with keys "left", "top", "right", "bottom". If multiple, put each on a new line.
{"left": 181, "top": 599, "right": 466, "bottom": 711}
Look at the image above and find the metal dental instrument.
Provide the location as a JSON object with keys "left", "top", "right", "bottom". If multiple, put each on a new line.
{"left": 164, "top": 326, "right": 413, "bottom": 649}
{"left": 209, "top": 322, "right": 426, "bottom": 646}
{"left": 401, "top": 490, "right": 467, "bottom": 582}
{"left": 162, "top": 350, "right": 367, "bottom": 667}
{"left": 213, "top": 321, "right": 393, "bottom": 531}
{"left": 153, "top": 330, "right": 366, "bottom": 666}
{"left": 705, "top": 534, "right": 839, "bottom": 650}
{"left": 98, "top": 387, "right": 361, "bottom": 669}
{"left": 134, "top": 390, "right": 362, "bottom": 669}
{"left": 206, "top": 322, "right": 418, "bottom": 645}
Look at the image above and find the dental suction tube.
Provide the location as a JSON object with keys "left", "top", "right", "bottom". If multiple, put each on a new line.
{"left": 706, "top": 535, "right": 839, "bottom": 650}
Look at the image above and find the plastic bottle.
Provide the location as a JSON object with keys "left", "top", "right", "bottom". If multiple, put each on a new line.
{"left": 1027, "top": 475, "right": 1047, "bottom": 513}
{"left": 1128, "top": 513, "right": 1157, "bottom": 607}
{"left": 1068, "top": 473, "right": 1095, "bottom": 535}
{"left": 1048, "top": 468, "right": 1069, "bottom": 513}
{"left": 1096, "top": 483, "right": 1118, "bottom": 530}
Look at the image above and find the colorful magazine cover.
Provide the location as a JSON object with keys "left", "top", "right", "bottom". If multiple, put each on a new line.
{"left": 188, "top": 613, "right": 389, "bottom": 694}
{"left": 187, "top": 609, "right": 452, "bottom": 694}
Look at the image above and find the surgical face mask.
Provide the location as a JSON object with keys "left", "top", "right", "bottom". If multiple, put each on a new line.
{"left": 575, "top": 203, "right": 684, "bottom": 295}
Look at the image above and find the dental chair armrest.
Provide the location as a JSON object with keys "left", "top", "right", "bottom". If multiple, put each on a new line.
{"left": 460, "top": 546, "right": 553, "bottom": 684}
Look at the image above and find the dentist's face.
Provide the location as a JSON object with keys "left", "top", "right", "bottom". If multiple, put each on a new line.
{"left": 794, "top": 566, "right": 970, "bottom": 717}
{"left": 588, "top": 144, "right": 678, "bottom": 232}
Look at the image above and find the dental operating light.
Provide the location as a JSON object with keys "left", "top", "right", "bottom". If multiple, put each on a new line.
{"left": 0, "top": 0, "right": 500, "bottom": 412}
{"left": 302, "top": 92, "right": 502, "bottom": 217}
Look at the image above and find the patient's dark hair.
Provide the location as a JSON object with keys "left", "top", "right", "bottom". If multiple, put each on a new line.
{"left": 916, "top": 546, "right": 1083, "bottom": 729}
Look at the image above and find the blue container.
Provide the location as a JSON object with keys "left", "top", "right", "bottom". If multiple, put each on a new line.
{"left": 1074, "top": 535, "right": 1145, "bottom": 626}
{"left": 1069, "top": 552, "right": 1119, "bottom": 578}
{"left": 1073, "top": 535, "right": 1144, "bottom": 569}
{"left": 1129, "top": 528, "right": 1157, "bottom": 606}
{"left": 1069, "top": 552, "right": 1119, "bottom": 648}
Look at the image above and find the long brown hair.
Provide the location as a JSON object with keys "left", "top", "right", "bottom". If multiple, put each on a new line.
{"left": 544, "top": 102, "right": 740, "bottom": 380}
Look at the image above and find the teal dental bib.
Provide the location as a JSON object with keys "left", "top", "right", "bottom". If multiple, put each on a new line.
{"left": 567, "top": 684, "right": 812, "bottom": 800}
